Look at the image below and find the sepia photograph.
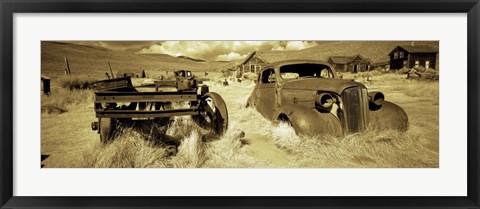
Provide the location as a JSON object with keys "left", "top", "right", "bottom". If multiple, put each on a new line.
{"left": 40, "top": 40, "right": 439, "bottom": 168}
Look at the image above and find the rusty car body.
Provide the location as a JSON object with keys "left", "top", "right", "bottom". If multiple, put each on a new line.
{"left": 246, "top": 60, "right": 408, "bottom": 136}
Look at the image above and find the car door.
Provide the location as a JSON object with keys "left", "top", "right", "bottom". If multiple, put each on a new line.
{"left": 256, "top": 68, "right": 277, "bottom": 119}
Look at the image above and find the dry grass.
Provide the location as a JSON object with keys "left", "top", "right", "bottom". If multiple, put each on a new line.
{"left": 58, "top": 75, "right": 97, "bottom": 90}
{"left": 41, "top": 87, "right": 93, "bottom": 113}
{"left": 270, "top": 122, "right": 438, "bottom": 168}
{"left": 82, "top": 131, "right": 172, "bottom": 168}
{"left": 79, "top": 74, "right": 437, "bottom": 168}
{"left": 42, "top": 70, "right": 438, "bottom": 168}
{"left": 81, "top": 117, "right": 259, "bottom": 168}
{"left": 40, "top": 41, "right": 440, "bottom": 168}
{"left": 343, "top": 72, "right": 439, "bottom": 99}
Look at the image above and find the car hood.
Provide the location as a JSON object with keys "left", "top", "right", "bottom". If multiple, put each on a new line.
{"left": 281, "top": 78, "right": 364, "bottom": 95}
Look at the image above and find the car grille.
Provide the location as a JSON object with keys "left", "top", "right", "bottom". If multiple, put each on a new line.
{"left": 341, "top": 87, "right": 369, "bottom": 133}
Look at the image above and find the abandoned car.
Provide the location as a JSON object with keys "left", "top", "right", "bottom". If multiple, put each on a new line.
{"left": 246, "top": 60, "right": 408, "bottom": 136}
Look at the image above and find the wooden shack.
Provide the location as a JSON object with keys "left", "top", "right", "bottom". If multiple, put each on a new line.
{"left": 389, "top": 45, "right": 438, "bottom": 70}
{"left": 327, "top": 54, "right": 371, "bottom": 73}
{"left": 372, "top": 57, "right": 391, "bottom": 71}
{"left": 233, "top": 50, "right": 290, "bottom": 78}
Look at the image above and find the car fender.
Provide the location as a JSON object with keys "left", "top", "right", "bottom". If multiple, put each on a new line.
{"left": 276, "top": 104, "right": 343, "bottom": 137}
{"left": 369, "top": 101, "right": 408, "bottom": 131}
{"left": 246, "top": 95, "right": 253, "bottom": 108}
{"left": 246, "top": 88, "right": 257, "bottom": 108}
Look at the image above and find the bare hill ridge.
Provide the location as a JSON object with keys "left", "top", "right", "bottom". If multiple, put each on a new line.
{"left": 259, "top": 41, "right": 438, "bottom": 64}
{"left": 41, "top": 41, "right": 227, "bottom": 79}
{"left": 42, "top": 41, "right": 439, "bottom": 79}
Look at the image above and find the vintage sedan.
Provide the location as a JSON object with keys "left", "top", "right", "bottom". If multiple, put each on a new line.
{"left": 246, "top": 60, "right": 408, "bottom": 136}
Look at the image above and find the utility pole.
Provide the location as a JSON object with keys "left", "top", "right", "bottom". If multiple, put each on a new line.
{"left": 64, "top": 57, "right": 71, "bottom": 75}
{"left": 108, "top": 60, "right": 115, "bottom": 78}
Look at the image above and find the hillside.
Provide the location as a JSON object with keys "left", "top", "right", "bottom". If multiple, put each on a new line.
{"left": 307, "top": 41, "right": 438, "bottom": 63}
{"left": 281, "top": 41, "right": 439, "bottom": 63}
{"left": 41, "top": 42, "right": 229, "bottom": 79}
{"left": 41, "top": 41, "right": 439, "bottom": 80}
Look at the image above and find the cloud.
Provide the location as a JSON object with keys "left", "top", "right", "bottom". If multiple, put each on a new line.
{"left": 67, "top": 41, "right": 318, "bottom": 58}
{"left": 65, "top": 41, "right": 161, "bottom": 51}
{"left": 214, "top": 52, "right": 247, "bottom": 61}
{"left": 137, "top": 43, "right": 177, "bottom": 56}
{"left": 285, "top": 41, "right": 317, "bottom": 50}
{"left": 136, "top": 41, "right": 318, "bottom": 61}
{"left": 137, "top": 41, "right": 275, "bottom": 60}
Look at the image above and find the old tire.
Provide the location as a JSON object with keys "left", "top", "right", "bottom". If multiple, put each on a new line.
{"left": 193, "top": 92, "right": 228, "bottom": 134}
{"left": 99, "top": 118, "right": 115, "bottom": 144}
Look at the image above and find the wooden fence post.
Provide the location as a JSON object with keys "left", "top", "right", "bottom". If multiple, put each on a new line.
{"left": 64, "top": 57, "right": 71, "bottom": 75}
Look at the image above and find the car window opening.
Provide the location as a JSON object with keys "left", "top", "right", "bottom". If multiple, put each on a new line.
{"left": 279, "top": 64, "right": 333, "bottom": 80}
{"left": 261, "top": 69, "right": 276, "bottom": 84}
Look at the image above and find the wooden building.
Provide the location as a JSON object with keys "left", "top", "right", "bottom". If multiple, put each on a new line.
{"left": 371, "top": 57, "right": 391, "bottom": 71}
{"left": 327, "top": 54, "right": 371, "bottom": 73}
{"left": 237, "top": 51, "right": 270, "bottom": 75}
{"left": 388, "top": 45, "right": 438, "bottom": 70}
{"left": 230, "top": 51, "right": 288, "bottom": 79}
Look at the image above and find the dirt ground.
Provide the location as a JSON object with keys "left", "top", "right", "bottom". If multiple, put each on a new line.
{"left": 41, "top": 73, "right": 439, "bottom": 168}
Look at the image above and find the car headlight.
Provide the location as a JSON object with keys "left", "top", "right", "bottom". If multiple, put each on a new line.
{"left": 315, "top": 93, "right": 335, "bottom": 112}
{"left": 368, "top": 91, "right": 384, "bottom": 108}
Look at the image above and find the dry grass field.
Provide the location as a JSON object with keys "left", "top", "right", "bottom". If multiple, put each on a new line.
{"left": 41, "top": 73, "right": 438, "bottom": 168}
{"left": 41, "top": 41, "right": 439, "bottom": 168}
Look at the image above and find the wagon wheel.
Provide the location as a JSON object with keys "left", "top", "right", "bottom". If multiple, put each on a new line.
{"left": 99, "top": 118, "right": 115, "bottom": 144}
{"left": 192, "top": 92, "right": 228, "bottom": 134}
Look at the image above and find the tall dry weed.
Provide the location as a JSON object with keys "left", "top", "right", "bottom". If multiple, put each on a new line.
{"left": 269, "top": 122, "right": 438, "bottom": 168}
{"left": 58, "top": 75, "right": 97, "bottom": 90}
{"left": 83, "top": 130, "right": 171, "bottom": 168}
{"left": 41, "top": 87, "right": 93, "bottom": 113}
{"left": 82, "top": 118, "right": 259, "bottom": 168}
{"left": 171, "top": 131, "right": 206, "bottom": 168}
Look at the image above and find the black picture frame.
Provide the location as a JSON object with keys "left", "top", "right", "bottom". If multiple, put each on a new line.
{"left": 1, "top": 0, "right": 479, "bottom": 208}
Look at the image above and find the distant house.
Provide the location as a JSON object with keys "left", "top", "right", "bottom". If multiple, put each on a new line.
{"left": 238, "top": 51, "right": 270, "bottom": 75}
{"left": 388, "top": 45, "right": 438, "bottom": 70}
{"left": 372, "top": 57, "right": 391, "bottom": 71}
{"left": 229, "top": 51, "right": 290, "bottom": 79}
{"left": 327, "top": 54, "right": 371, "bottom": 73}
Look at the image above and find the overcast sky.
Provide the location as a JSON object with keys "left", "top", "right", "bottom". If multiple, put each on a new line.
{"left": 68, "top": 41, "right": 318, "bottom": 61}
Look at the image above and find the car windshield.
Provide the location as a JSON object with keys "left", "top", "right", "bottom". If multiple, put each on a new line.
{"left": 279, "top": 64, "right": 334, "bottom": 79}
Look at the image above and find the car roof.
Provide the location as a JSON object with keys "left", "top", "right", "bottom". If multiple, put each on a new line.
{"left": 265, "top": 59, "right": 334, "bottom": 69}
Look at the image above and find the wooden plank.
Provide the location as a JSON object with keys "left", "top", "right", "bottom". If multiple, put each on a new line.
{"left": 95, "top": 93, "right": 198, "bottom": 102}
{"left": 95, "top": 108, "right": 199, "bottom": 118}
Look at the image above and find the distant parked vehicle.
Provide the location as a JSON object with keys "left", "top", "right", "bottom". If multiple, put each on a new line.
{"left": 246, "top": 60, "right": 408, "bottom": 136}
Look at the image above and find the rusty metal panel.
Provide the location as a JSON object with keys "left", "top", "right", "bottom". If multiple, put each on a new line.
{"left": 96, "top": 108, "right": 199, "bottom": 118}
{"left": 95, "top": 91, "right": 198, "bottom": 102}
{"left": 95, "top": 77, "right": 134, "bottom": 91}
